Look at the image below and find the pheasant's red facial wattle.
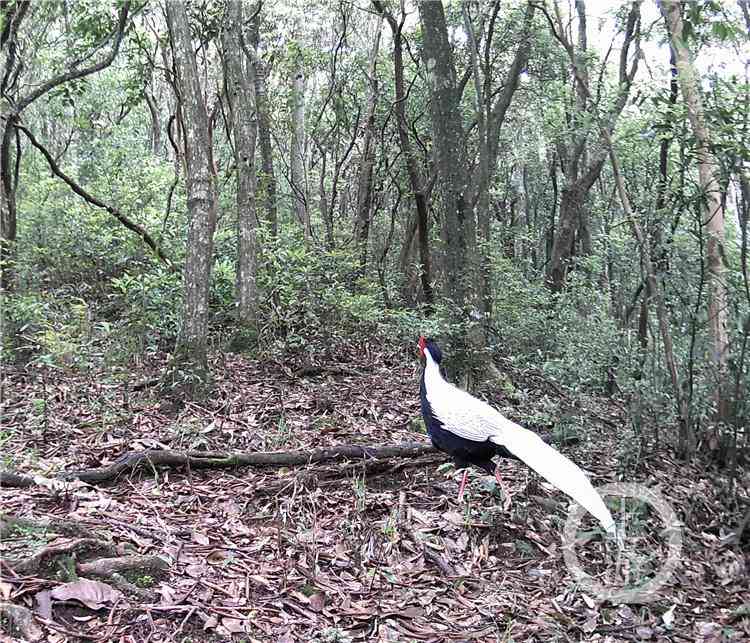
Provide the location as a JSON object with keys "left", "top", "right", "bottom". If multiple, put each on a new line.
{"left": 418, "top": 336, "right": 427, "bottom": 357}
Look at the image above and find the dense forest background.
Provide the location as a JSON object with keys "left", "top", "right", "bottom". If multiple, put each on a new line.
{"left": 2, "top": 0, "right": 748, "bottom": 459}
{"left": 1, "top": 0, "right": 750, "bottom": 639}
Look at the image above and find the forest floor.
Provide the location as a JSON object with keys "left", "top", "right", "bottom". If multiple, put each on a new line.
{"left": 1, "top": 340, "right": 748, "bottom": 642}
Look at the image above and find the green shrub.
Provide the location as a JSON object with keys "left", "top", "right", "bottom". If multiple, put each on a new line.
{"left": 110, "top": 268, "right": 182, "bottom": 352}
{"left": 256, "top": 229, "right": 386, "bottom": 350}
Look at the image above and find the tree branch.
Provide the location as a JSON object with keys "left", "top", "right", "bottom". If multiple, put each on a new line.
{"left": 14, "top": 1, "right": 132, "bottom": 115}
{"left": 17, "top": 124, "right": 176, "bottom": 270}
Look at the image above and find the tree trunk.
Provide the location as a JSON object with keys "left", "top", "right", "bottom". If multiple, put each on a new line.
{"left": 144, "top": 91, "right": 162, "bottom": 156}
{"left": 222, "top": 0, "right": 259, "bottom": 328}
{"left": 419, "top": 0, "right": 482, "bottom": 386}
{"left": 549, "top": 0, "right": 692, "bottom": 456}
{"left": 373, "top": 1, "right": 433, "bottom": 306}
{"left": 661, "top": 0, "right": 730, "bottom": 422}
{"left": 353, "top": 17, "right": 383, "bottom": 277}
{"left": 248, "top": 15, "right": 278, "bottom": 238}
{"left": 290, "top": 66, "right": 309, "bottom": 238}
{"left": 544, "top": 0, "right": 640, "bottom": 291}
{"left": 0, "top": 116, "right": 18, "bottom": 295}
{"left": 166, "top": 0, "right": 218, "bottom": 389}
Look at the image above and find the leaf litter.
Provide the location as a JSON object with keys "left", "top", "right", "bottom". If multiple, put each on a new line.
{"left": 0, "top": 340, "right": 748, "bottom": 641}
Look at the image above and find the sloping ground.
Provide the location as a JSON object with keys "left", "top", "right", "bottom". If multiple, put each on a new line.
{"left": 1, "top": 342, "right": 748, "bottom": 642}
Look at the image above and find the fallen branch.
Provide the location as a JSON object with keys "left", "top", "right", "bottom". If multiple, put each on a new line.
{"left": 77, "top": 555, "right": 169, "bottom": 578}
{"left": 254, "top": 454, "right": 446, "bottom": 497}
{"left": 0, "top": 442, "right": 437, "bottom": 488}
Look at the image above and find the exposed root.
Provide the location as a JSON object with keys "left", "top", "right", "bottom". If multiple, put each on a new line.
{"left": 0, "top": 513, "right": 94, "bottom": 540}
{"left": 9, "top": 538, "right": 117, "bottom": 576}
{"left": 77, "top": 554, "right": 168, "bottom": 579}
{"left": 105, "top": 572, "right": 158, "bottom": 602}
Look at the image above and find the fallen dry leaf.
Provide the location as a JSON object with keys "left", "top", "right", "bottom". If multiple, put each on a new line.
{"left": 49, "top": 579, "right": 122, "bottom": 610}
{"left": 309, "top": 592, "right": 326, "bottom": 612}
{"left": 221, "top": 617, "right": 247, "bottom": 634}
{"left": 0, "top": 581, "right": 13, "bottom": 600}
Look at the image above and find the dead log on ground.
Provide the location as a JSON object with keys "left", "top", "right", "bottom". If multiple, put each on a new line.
{"left": 0, "top": 441, "right": 437, "bottom": 488}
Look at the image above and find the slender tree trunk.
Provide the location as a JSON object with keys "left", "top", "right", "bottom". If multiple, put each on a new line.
{"left": 661, "top": 0, "right": 730, "bottom": 421}
{"left": 545, "top": 0, "right": 640, "bottom": 291}
{"left": 543, "top": 0, "right": 692, "bottom": 454}
{"left": 463, "top": 4, "right": 491, "bottom": 315}
{"left": 222, "top": 0, "right": 259, "bottom": 328}
{"left": 290, "top": 65, "right": 309, "bottom": 238}
{"left": 0, "top": 117, "right": 18, "bottom": 295}
{"left": 641, "top": 41, "right": 678, "bottom": 354}
{"left": 397, "top": 213, "right": 419, "bottom": 304}
{"left": 353, "top": 17, "right": 383, "bottom": 277}
{"left": 144, "top": 91, "right": 162, "bottom": 156}
{"left": 166, "top": 0, "right": 218, "bottom": 389}
{"left": 548, "top": 162, "right": 603, "bottom": 290}
{"left": 249, "top": 15, "right": 278, "bottom": 238}
{"left": 373, "top": 1, "right": 433, "bottom": 306}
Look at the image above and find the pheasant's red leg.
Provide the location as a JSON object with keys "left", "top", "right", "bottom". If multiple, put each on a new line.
{"left": 494, "top": 465, "right": 512, "bottom": 510}
{"left": 457, "top": 469, "right": 469, "bottom": 502}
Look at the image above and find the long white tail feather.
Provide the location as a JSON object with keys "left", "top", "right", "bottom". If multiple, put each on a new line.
{"left": 422, "top": 346, "right": 615, "bottom": 534}
{"left": 491, "top": 426, "right": 615, "bottom": 534}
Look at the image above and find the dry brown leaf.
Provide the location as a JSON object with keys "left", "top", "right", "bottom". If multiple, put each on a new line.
{"left": 35, "top": 590, "right": 53, "bottom": 621}
{"left": 442, "top": 511, "right": 464, "bottom": 526}
{"left": 309, "top": 592, "right": 326, "bottom": 612}
{"left": 582, "top": 614, "right": 598, "bottom": 633}
{"left": 184, "top": 564, "right": 207, "bottom": 578}
{"left": 206, "top": 549, "right": 230, "bottom": 563}
{"left": 49, "top": 579, "right": 122, "bottom": 610}
{"left": 0, "top": 582, "right": 13, "bottom": 600}
{"left": 221, "top": 617, "right": 246, "bottom": 634}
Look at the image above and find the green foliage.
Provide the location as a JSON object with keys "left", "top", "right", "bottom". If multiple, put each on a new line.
{"left": 491, "top": 256, "right": 556, "bottom": 357}
{"left": 110, "top": 268, "right": 183, "bottom": 352}
{"left": 540, "top": 280, "right": 624, "bottom": 392}
{"left": 255, "top": 229, "right": 384, "bottom": 350}
{"left": 3, "top": 291, "right": 95, "bottom": 368}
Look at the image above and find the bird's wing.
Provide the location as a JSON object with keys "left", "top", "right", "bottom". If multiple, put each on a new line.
{"left": 425, "top": 378, "right": 515, "bottom": 442}
{"left": 491, "top": 423, "right": 615, "bottom": 534}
